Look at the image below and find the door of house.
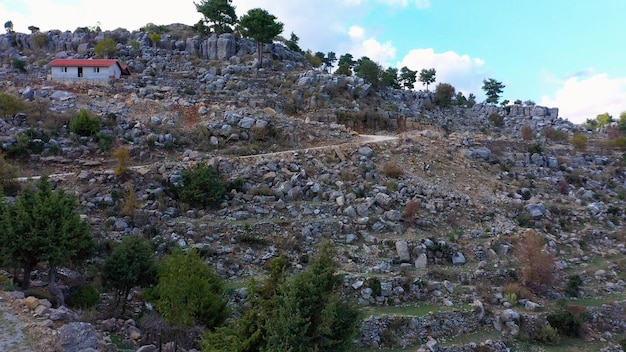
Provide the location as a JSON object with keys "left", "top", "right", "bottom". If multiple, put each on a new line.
{"left": 78, "top": 67, "right": 83, "bottom": 77}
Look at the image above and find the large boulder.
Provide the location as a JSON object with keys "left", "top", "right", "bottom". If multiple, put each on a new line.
{"left": 58, "top": 322, "right": 98, "bottom": 352}
{"left": 217, "top": 33, "right": 237, "bottom": 59}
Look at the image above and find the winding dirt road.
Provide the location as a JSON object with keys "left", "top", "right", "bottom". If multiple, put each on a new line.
{"left": 17, "top": 134, "right": 398, "bottom": 182}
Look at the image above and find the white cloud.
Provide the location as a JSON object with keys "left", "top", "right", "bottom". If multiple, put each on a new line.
{"left": 3, "top": 0, "right": 197, "bottom": 32}
{"left": 343, "top": 26, "right": 396, "bottom": 65}
{"left": 397, "top": 48, "right": 486, "bottom": 95}
{"left": 348, "top": 26, "right": 365, "bottom": 39}
{"left": 540, "top": 73, "right": 626, "bottom": 124}
{"left": 378, "top": 0, "right": 430, "bottom": 8}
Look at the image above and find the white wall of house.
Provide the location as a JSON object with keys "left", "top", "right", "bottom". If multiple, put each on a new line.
{"left": 50, "top": 64, "right": 121, "bottom": 80}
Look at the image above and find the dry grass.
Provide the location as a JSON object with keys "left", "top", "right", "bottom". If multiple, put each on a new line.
{"left": 382, "top": 162, "right": 404, "bottom": 178}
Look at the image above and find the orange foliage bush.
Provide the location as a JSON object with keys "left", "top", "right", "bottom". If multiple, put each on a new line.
{"left": 515, "top": 229, "right": 558, "bottom": 292}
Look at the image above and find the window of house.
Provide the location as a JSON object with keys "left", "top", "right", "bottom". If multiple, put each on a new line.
{"left": 61, "top": 67, "right": 67, "bottom": 72}
{"left": 93, "top": 67, "right": 100, "bottom": 73}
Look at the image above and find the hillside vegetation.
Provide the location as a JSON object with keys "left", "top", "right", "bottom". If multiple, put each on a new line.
{"left": 0, "top": 20, "right": 625, "bottom": 352}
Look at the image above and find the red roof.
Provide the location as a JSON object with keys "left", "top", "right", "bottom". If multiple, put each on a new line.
{"left": 48, "top": 59, "right": 120, "bottom": 67}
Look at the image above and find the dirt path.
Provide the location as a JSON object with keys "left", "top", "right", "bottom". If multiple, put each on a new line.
{"left": 16, "top": 134, "right": 399, "bottom": 182}
{"left": 0, "top": 294, "right": 35, "bottom": 352}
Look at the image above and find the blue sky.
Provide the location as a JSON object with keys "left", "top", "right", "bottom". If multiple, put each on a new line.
{"left": 1, "top": 0, "right": 625, "bottom": 124}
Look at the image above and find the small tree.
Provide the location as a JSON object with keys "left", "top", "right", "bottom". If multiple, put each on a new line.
{"left": 148, "top": 33, "right": 161, "bottom": 48}
{"left": 102, "top": 235, "right": 157, "bottom": 314}
{"left": 381, "top": 67, "right": 400, "bottom": 89}
{"left": 0, "top": 153, "right": 19, "bottom": 195}
{"left": 434, "top": 83, "right": 455, "bottom": 107}
{"left": 322, "top": 51, "right": 337, "bottom": 72}
{"left": 335, "top": 64, "right": 351, "bottom": 76}
{"left": 618, "top": 111, "right": 626, "bottom": 132}
{"left": 596, "top": 112, "right": 613, "bottom": 128}
{"left": 338, "top": 53, "right": 356, "bottom": 71}
{"left": 177, "top": 163, "right": 226, "bottom": 207}
{"left": 467, "top": 93, "right": 477, "bottom": 107}
{"left": 570, "top": 133, "right": 588, "bottom": 152}
{"left": 285, "top": 32, "right": 303, "bottom": 54}
{"left": 520, "top": 123, "right": 534, "bottom": 140}
{"left": 155, "top": 250, "right": 229, "bottom": 330}
{"left": 455, "top": 92, "right": 467, "bottom": 106}
{"left": 113, "top": 147, "right": 130, "bottom": 176}
{"left": 482, "top": 78, "right": 505, "bottom": 105}
{"left": 515, "top": 229, "right": 557, "bottom": 293}
{"left": 0, "top": 93, "right": 25, "bottom": 118}
{"left": 28, "top": 25, "right": 39, "bottom": 33}
{"left": 195, "top": 0, "right": 237, "bottom": 34}
{"left": 418, "top": 68, "right": 436, "bottom": 91}
{"left": 94, "top": 38, "right": 117, "bottom": 58}
{"left": 31, "top": 32, "right": 48, "bottom": 49}
{"left": 304, "top": 50, "right": 323, "bottom": 68}
{"left": 120, "top": 181, "right": 139, "bottom": 217}
{"left": 70, "top": 109, "right": 101, "bottom": 136}
{"left": 238, "top": 8, "right": 284, "bottom": 68}
{"left": 314, "top": 51, "right": 326, "bottom": 69}
{"left": 4, "top": 20, "right": 13, "bottom": 33}
{"left": 354, "top": 57, "right": 382, "bottom": 86}
{"left": 399, "top": 66, "right": 417, "bottom": 90}
{"left": 264, "top": 244, "right": 361, "bottom": 352}
{"left": 11, "top": 59, "right": 27, "bottom": 73}
{"left": 201, "top": 243, "right": 361, "bottom": 352}
{"left": 0, "top": 176, "right": 94, "bottom": 300}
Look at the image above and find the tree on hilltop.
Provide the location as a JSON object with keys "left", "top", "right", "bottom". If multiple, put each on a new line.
{"left": 381, "top": 67, "right": 400, "bottom": 89}
{"left": 323, "top": 51, "right": 337, "bottom": 72}
{"left": 400, "top": 66, "right": 417, "bottom": 89}
{"left": 354, "top": 56, "right": 382, "bottom": 86}
{"left": 284, "top": 32, "right": 303, "bottom": 54}
{"left": 595, "top": 112, "right": 613, "bottom": 128}
{"left": 418, "top": 68, "right": 436, "bottom": 91}
{"left": 238, "top": 8, "right": 284, "bottom": 69}
{"left": 482, "top": 78, "right": 505, "bottom": 105}
{"left": 195, "top": 0, "right": 237, "bottom": 34}
{"left": 336, "top": 53, "right": 356, "bottom": 76}
{"left": 4, "top": 20, "right": 13, "bottom": 33}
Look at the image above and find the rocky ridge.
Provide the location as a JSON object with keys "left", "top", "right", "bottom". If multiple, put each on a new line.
{"left": 0, "top": 25, "right": 625, "bottom": 351}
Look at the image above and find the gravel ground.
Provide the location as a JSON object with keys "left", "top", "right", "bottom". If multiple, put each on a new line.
{"left": 0, "top": 295, "right": 34, "bottom": 352}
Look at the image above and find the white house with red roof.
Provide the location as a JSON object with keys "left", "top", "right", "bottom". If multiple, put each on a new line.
{"left": 48, "top": 59, "right": 130, "bottom": 82}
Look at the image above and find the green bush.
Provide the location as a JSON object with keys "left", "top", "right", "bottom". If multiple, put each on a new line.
{"left": 546, "top": 300, "right": 586, "bottom": 337}
{"left": 528, "top": 142, "right": 544, "bottom": 155}
{"left": 66, "top": 284, "right": 100, "bottom": 309}
{"left": 367, "top": 277, "right": 382, "bottom": 297}
{"left": 538, "top": 323, "right": 561, "bottom": 344}
{"left": 96, "top": 132, "right": 113, "bottom": 152}
{"left": 488, "top": 112, "right": 504, "bottom": 127}
{"left": 0, "top": 93, "right": 25, "bottom": 118}
{"left": 542, "top": 127, "right": 568, "bottom": 142}
{"left": 11, "top": 59, "right": 27, "bottom": 73}
{"left": 70, "top": 109, "right": 101, "bottom": 136}
{"left": 565, "top": 274, "right": 583, "bottom": 297}
{"left": 177, "top": 163, "right": 226, "bottom": 207}
{"left": 570, "top": 133, "right": 587, "bottom": 151}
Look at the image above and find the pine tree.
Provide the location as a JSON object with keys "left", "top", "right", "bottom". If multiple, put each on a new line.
{"left": 201, "top": 243, "right": 361, "bottom": 352}
{"left": 102, "top": 235, "right": 157, "bottom": 314}
{"left": 0, "top": 176, "right": 94, "bottom": 300}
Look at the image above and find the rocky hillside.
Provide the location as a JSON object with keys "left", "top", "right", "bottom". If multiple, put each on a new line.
{"left": 1, "top": 25, "right": 626, "bottom": 352}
